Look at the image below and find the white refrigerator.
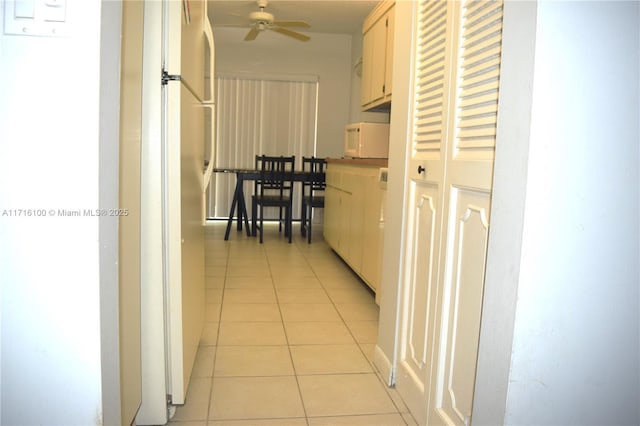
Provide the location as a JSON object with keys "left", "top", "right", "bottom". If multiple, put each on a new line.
{"left": 137, "top": 0, "right": 215, "bottom": 424}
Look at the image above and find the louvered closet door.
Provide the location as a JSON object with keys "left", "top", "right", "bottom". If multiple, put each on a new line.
{"left": 395, "top": 1, "right": 453, "bottom": 424}
{"left": 397, "top": 1, "right": 503, "bottom": 425}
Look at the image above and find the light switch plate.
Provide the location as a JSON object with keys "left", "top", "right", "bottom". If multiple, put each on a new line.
{"left": 4, "top": 0, "right": 69, "bottom": 37}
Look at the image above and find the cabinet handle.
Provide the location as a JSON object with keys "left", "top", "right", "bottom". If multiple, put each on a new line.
{"left": 417, "top": 165, "right": 426, "bottom": 174}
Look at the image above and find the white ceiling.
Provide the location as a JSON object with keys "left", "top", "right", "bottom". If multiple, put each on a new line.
{"left": 208, "top": 0, "right": 380, "bottom": 36}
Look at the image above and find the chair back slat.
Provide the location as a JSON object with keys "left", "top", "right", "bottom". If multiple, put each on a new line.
{"left": 302, "top": 156, "right": 327, "bottom": 194}
{"left": 252, "top": 154, "right": 296, "bottom": 243}
{"left": 255, "top": 155, "right": 295, "bottom": 199}
{"left": 300, "top": 156, "right": 326, "bottom": 243}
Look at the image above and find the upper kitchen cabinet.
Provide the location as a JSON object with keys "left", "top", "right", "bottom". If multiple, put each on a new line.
{"left": 361, "top": 1, "right": 395, "bottom": 111}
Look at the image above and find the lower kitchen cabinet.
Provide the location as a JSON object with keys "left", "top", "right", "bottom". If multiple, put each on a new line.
{"left": 324, "top": 161, "right": 385, "bottom": 295}
{"left": 360, "top": 172, "right": 384, "bottom": 292}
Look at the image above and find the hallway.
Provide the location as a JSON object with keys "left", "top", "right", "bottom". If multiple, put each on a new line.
{"left": 167, "top": 221, "right": 416, "bottom": 425}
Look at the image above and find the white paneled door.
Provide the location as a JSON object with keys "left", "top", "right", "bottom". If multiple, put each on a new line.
{"left": 396, "top": 1, "right": 503, "bottom": 424}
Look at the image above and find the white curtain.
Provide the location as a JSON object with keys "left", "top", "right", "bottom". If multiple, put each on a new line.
{"left": 207, "top": 74, "right": 319, "bottom": 220}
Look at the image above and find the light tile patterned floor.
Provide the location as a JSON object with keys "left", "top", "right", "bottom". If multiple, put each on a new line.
{"left": 168, "top": 221, "right": 416, "bottom": 426}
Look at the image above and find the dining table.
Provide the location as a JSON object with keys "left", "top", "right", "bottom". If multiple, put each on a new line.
{"left": 213, "top": 167, "right": 325, "bottom": 240}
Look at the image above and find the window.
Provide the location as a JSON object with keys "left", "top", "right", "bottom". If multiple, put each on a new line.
{"left": 207, "top": 74, "right": 318, "bottom": 219}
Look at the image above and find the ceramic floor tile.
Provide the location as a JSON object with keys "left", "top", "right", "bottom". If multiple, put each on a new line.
{"left": 307, "top": 413, "right": 407, "bottom": 425}
{"left": 200, "top": 322, "right": 219, "bottom": 346}
{"left": 209, "top": 376, "right": 305, "bottom": 420}
{"left": 401, "top": 411, "right": 419, "bottom": 425}
{"left": 205, "top": 303, "right": 222, "bottom": 322}
{"left": 227, "top": 257, "right": 269, "bottom": 267}
{"left": 284, "top": 322, "right": 355, "bottom": 345}
{"left": 266, "top": 245, "right": 307, "bottom": 256}
{"left": 227, "top": 246, "right": 264, "bottom": 257}
{"left": 214, "top": 345, "right": 294, "bottom": 377}
{"left": 192, "top": 345, "right": 216, "bottom": 378}
{"left": 307, "top": 256, "right": 347, "bottom": 268}
{"left": 206, "top": 288, "right": 223, "bottom": 304}
{"left": 276, "top": 288, "right": 331, "bottom": 304}
{"left": 280, "top": 303, "right": 342, "bottom": 322}
{"left": 303, "top": 256, "right": 341, "bottom": 267}
{"left": 297, "top": 374, "right": 397, "bottom": 417}
{"left": 270, "top": 266, "right": 316, "bottom": 279}
{"left": 200, "top": 222, "right": 411, "bottom": 425}
{"left": 220, "top": 303, "right": 282, "bottom": 322}
{"left": 225, "top": 275, "right": 273, "bottom": 289}
{"left": 167, "top": 421, "right": 207, "bottom": 426}
{"left": 209, "top": 419, "right": 307, "bottom": 426}
{"left": 269, "top": 262, "right": 310, "bottom": 272}
{"left": 205, "top": 254, "right": 228, "bottom": 266}
{"left": 314, "top": 266, "right": 361, "bottom": 281}
{"left": 267, "top": 254, "right": 309, "bottom": 264}
{"left": 206, "top": 275, "right": 225, "bottom": 289}
{"left": 384, "top": 384, "right": 412, "bottom": 415}
{"left": 226, "top": 265, "right": 271, "bottom": 277}
{"left": 346, "top": 320, "right": 379, "bottom": 344}
{"left": 359, "top": 343, "right": 377, "bottom": 363}
{"left": 290, "top": 344, "right": 373, "bottom": 375}
{"left": 334, "top": 302, "right": 380, "bottom": 321}
{"left": 171, "top": 377, "right": 212, "bottom": 421}
{"left": 205, "top": 265, "right": 227, "bottom": 278}
{"left": 325, "top": 286, "right": 375, "bottom": 304}
{"left": 272, "top": 275, "right": 323, "bottom": 288}
{"left": 318, "top": 275, "right": 366, "bottom": 290}
{"left": 223, "top": 288, "right": 277, "bottom": 304}
{"left": 218, "top": 322, "right": 287, "bottom": 346}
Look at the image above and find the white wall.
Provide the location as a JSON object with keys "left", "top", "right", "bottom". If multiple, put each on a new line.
{"left": 0, "top": 1, "right": 123, "bottom": 424}
{"left": 475, "top": 1, "right": 639, "bottom": 424}
{"left": 213, "top": 27, "right": 353, "bottom": 159}
{"left": 504, "top": 1, "right": 639, "bottom": 423}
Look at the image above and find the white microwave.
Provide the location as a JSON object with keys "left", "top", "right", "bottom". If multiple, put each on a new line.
{"left": 344, "top": 122, "right": 390, "bottom": 159}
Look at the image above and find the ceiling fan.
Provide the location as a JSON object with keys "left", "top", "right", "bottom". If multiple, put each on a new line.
{"left": 224, "top": 0, "right": 311, "bottom": 42}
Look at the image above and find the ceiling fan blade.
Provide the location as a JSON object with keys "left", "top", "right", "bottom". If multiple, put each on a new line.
{"left": 272, "top": 20, "right": 310, "bottom": 28}
{"left": 244, "top": 27, "right": 260, "bottom": 41}
{"left": 272, "top": 26, "right": 310, "bottom": 42}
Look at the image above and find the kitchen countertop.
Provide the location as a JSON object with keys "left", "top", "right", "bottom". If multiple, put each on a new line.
{"left": 326, "top": 157, "right": 388, "bottom": 167}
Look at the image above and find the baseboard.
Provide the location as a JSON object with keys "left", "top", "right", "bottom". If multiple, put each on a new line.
{"left": 373, "top": 344, "right": 394, "bottom": 386}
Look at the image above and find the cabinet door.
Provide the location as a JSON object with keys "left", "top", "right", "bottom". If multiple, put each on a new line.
{"left": 361, "top": 27, "right": 374, "bottom": 107}
{"left": 362, "top": 15, "right": 388, "bottom": 107}
{"left": 324, "top": 185, "right": 340, "bottom": 250}
{"left": 384, "top": 5, "right": 395, "bottom": 99}
{"left": 325, "top": 185, "right": 351, "bottom": 260}
{"left": 347, "top": 172, "right": 365, "bottom": 272}
{"left": 361, "top": 174, "right": 384, "bottom": 291}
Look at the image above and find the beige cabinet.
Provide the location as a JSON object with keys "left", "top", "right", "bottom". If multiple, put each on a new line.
{"left": 360, "top": 173, "right": 384, "bottom": 291}
{"left": 361, "top": 1, "right": 395, "bottom": 110}
{"left": 324, "top": 162, "right": 385, "bottom": 294}
{"left": 324, "top": 185, "right": 350, "bottom": 260}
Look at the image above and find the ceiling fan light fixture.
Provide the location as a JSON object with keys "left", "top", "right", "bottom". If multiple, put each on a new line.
{"left": 249, "top": 10, "right": 274, "bottom": 23}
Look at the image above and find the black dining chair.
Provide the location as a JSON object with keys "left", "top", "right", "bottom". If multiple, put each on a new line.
{"left": 251, "top": 155, "right": 295, "bottom": 243}
{"left": 300, "top": 156, "right": 326, "bottom": 243}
